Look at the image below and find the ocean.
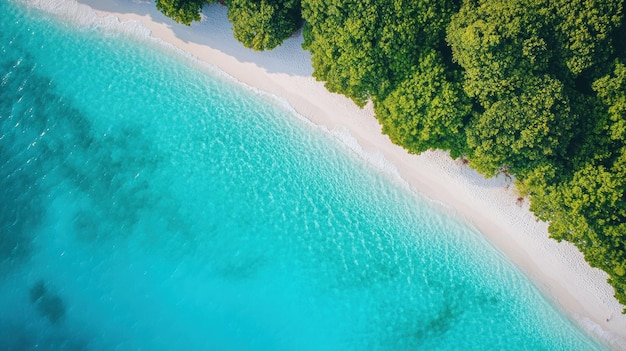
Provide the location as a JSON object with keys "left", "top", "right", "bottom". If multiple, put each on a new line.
{"left": 0, "top": 1, "right": 606, "bottom": 350}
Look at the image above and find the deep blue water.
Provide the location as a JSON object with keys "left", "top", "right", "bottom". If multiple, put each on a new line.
{"left": 0, "top": 1, "right": 606, "bottom": 350}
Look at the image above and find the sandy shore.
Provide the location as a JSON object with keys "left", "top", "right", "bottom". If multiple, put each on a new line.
{"left": 33, "top": 0, "right": 626, "bottom": 348}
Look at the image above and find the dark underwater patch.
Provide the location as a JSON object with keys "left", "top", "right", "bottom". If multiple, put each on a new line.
{"left": 0, "top": 319, "right": 89, "bottom": 351}
{"left": 0, "top": 49, "right": 52, "bottom": 269}
{"left": 29, "top": 279, "right": 66, "bottom": 324}
{"left": 0, "top": 33, "right": 191, "bottom": 254}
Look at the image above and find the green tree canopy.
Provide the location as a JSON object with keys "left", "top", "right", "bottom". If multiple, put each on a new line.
{"left": 375, "top": 50, "right": 471, "bottom": 158}
{"left": 156, "top": 0, "right": 214, "bottom": 26}
{"left": 301, "top": 0, "right": 383, "bottom": 106}
{"left": 446, "top": 0, "right": 554, "bottom": 106}
{"left": 466, "top": 75, "right": 574, "bottom": 176}
{"left": 593, "top": 61, "right": 626, "bottom": 143}
{"left": 302, "top": 0, "right": 460, "bottom": 106}
{"left": 447, "top": 0, "right": 623, "bottom": 101}
{"left": 227, "top": 0, "right": 302, "bottom": 51}
{"left": 529, "top": 60, "right": 626, "bottom": 309}
{"left": 552, "top": 0, "right": 623, "bottom": 77}
{"left": 534, "top": 150, "right": 626, "bottom": 309}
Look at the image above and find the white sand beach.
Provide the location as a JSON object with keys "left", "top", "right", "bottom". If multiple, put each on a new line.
{"left": 34, "top": 0, "right": 626, "bottom": 348}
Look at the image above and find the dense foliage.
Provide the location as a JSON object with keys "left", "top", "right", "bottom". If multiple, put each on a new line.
{"left": 154, "top": 0, "right": 626, "bottom": 311}
{"left": 155, "top": 0, "right": 214, "bottom": 26}
{"left": 227, "top": 0, "right": 302, "bottom": 51}
{"left": 375, "top": 49, "right": 471, "bottom": 158}
{"left": 301, "top": 0, "right": 460, "bottom": 107}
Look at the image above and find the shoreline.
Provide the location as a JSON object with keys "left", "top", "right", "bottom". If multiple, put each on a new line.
{"left": 40, "top": 0, "right": 626, "bottom": 348}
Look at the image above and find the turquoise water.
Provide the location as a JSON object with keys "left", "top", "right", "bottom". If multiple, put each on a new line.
{"left": 0, "top": 1, "right": 606, "bottom": 350}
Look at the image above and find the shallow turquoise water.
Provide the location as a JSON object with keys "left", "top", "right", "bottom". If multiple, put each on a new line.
{"left": 0, "top": 1, "right": 606, "bottom": 350}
